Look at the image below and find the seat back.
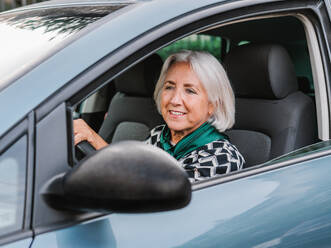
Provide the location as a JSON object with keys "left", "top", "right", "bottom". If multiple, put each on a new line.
{"left": 98, "top": 54, "right": 164, "bottom": 143}
{"left": 224, "top": 44, "right": 317, "bottom": 167}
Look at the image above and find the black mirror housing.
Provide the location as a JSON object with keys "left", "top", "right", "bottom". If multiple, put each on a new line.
{"left": 43, "top": 141, "right": 191, "bottom": 213}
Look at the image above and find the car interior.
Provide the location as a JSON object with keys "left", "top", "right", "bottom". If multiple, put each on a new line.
{"left": 73, "top": 14, "right": 321, "bottom": 170}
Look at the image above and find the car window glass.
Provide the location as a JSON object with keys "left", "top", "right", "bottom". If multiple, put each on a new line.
{"left": 0, "top": 135, "right": 27, "bottom": 236}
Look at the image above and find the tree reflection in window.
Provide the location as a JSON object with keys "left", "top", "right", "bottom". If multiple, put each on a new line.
{"left": 0, "top": 5, "right": 126, "bottom": 40}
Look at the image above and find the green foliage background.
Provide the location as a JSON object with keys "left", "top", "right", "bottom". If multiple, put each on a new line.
{"left": 157, "top": 34, "right": 222, "bottom": 61}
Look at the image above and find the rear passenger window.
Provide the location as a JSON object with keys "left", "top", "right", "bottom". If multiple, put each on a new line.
{"left": 0, "top": 136, "right": 27, "bottom": 236}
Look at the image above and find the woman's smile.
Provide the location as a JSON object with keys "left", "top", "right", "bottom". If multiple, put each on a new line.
{"left": 169, "top": 110, "right": 186, "bottom": 116}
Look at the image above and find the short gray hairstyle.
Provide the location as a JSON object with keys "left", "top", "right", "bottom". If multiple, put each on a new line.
{"left": 154, "top": 50, "right": 235, "bottom": 132}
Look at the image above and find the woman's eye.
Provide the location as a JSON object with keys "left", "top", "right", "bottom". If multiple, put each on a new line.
{"left": 164, "top": 85, "right": 174, "bottom": 90}
{"left": 186, "top": 88, "right": 196, "bottom": 94}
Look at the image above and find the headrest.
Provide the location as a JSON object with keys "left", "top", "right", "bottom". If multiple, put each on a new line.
{"left": 115, "top": 54, "right": 163, "bottom": 97}
{"left": 224, "top": 44, "right": 298, "bottom": 99}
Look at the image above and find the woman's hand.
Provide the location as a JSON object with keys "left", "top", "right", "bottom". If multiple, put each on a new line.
{"left": 73, "top": 119, "right": 108, "bottom": 150}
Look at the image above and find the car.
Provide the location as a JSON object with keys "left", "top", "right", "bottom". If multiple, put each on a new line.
{"left": 0, "top": 0, "right": 331, "bottom": 247}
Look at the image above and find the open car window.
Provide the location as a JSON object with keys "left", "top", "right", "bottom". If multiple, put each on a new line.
{"left": 71, "top": 13, "right": 326, "bottom": 180}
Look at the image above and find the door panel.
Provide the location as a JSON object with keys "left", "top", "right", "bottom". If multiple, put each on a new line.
{"left": 31, "top": 154, "right": 331, "bottom": 247}
{"left": 31, "top": 221, "right": 116, "bottom": 248}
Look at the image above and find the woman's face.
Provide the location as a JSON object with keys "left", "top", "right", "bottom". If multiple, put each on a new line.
{"left": 160, "top": 62, "right": 214, "bottom": 138}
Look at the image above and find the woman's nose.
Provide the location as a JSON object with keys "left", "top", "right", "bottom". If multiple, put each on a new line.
{"left": 169, "top": 89, "right": 183, "bottom": 105}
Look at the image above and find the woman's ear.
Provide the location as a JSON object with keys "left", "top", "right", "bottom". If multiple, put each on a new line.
{"left": 208, "top": 102, "right": 215, "bottom": 117}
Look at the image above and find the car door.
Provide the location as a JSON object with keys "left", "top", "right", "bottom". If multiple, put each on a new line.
{"left": 23, "top": 0, "right": 331, "bottom": 247}
{"left": 30, "top": 145, "right": 331, "bottom": 247}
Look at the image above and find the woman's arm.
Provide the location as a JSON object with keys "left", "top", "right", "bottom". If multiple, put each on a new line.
{"left": 73, "top": 119, "right": 108, "bottom": 150}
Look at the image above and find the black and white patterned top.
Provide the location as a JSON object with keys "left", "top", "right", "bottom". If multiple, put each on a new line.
{"left": 146, "top": 125, "right": 245, "bottom": 182}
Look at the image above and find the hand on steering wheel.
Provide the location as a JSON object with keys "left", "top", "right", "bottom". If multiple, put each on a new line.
{"left": 73, "top": 119, "right": 108, "bottom": 159}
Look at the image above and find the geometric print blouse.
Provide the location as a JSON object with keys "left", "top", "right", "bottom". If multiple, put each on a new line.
{"left": 146, "top": 125, "right": 245, "bottom": 182}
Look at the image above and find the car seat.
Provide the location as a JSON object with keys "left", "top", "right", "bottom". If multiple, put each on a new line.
{"left": 224, "top": 43, "right": 318, "bottom": 167}
{"left": 98, "top": 54, "right": 164, "bottom": 143}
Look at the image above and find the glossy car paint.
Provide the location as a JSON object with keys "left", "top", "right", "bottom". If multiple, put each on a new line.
{"left": 29, "top": 153, "right": 331, "bottom": 247}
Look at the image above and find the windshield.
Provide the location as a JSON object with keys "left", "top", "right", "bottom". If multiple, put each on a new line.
{"left": 0, "top": 5, "right": 127, "bottom": 90}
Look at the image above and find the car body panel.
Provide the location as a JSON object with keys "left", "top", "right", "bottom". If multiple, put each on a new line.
{"left": 30, "top": 153, "right": 331, "bottom": 247}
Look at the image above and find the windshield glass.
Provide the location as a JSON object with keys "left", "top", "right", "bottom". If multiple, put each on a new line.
{"left": 0, "top": 5, "right": 126, "bottom": 89}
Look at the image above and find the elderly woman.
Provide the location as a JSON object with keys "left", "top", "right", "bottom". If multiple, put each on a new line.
{"left": 74, "top": 50, "right": 244, "bottom": 181}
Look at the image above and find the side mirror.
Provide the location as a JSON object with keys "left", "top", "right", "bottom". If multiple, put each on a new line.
{"left": 42, "top": 141, "right": 191, "bottom": 213}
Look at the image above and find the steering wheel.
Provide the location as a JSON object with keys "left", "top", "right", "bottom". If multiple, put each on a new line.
{"left": 75, "top": 140, "right": 96, "bottom": 160}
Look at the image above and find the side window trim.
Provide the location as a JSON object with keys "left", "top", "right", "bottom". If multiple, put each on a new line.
{"left": 297, "top": 14, "right": 330, "bottom": 140}
{"left": 25, "top": 112, "right": 35, "bottom": 230}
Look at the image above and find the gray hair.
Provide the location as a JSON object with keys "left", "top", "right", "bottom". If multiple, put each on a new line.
{"left": 154, "top": 50, "right": 235, "bottom": 132}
